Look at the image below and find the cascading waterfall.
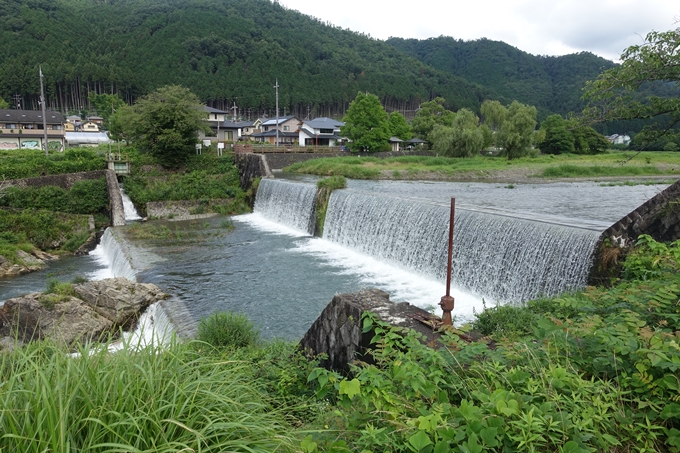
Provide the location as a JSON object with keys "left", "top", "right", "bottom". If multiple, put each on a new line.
{"left": 91, "top": 228, "right": 137, "bottom": 281}
{"left": 254, "top": 179, "right": 317, "bottom": 234}
{"left": 120, "top": 187, "right": 142, "bottom": 221}
{"left": 89, "top": 228, "right": 176, "bottom": 342}
{"left": 323, "top": 190, "right": 601, "bottom": 303}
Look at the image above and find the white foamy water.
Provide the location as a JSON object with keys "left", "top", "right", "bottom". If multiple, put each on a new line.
{"left": 235, "top": 212, "right": 311, "bottom": 237}
{"left": 120, "top": 187, "right": 142, "bottom": 221}
{"left": 293, "top": 237, "right": 485, "bottom": 323}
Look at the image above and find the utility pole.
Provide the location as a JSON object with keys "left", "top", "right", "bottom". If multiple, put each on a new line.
{"left": 231, "top": 100, "right": 238, "bottom": 121}
{"left": 11, "top": 94, "right": 21, "bottom": 110}
{"left": 274, "top": 79, "right": 279, "bottom": 146}
{"left": 39, "top": 66, "right": 48, "bottom": 156}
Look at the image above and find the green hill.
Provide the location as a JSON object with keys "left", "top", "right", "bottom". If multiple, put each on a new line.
{"left": 0, "top": 0, "right": 490, "bottom": 118}
{"left": 385, "top": 36, "right": 617, "bottom": 119}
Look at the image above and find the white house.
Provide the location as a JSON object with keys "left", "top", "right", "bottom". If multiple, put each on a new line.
{"left": 298, "top": 117, "right": 345, "bottom": 147}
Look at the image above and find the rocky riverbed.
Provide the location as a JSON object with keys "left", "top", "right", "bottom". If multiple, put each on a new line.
{"left": 0, "top": 277, "right": 167, "bottom": 350}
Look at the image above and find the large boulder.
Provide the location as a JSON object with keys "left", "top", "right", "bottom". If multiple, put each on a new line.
{"left": 0, "top": 278, "right": 167, "bottom": 348}
{"left": 73, "top": 277, "right": 167, "bottom": 329}
{"left": 0, "top": 250, "right": 58, "bottom": 278}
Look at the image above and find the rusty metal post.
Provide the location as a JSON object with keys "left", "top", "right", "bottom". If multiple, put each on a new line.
{"left": 439, "top": 198, "right": 455, "bottom": 325}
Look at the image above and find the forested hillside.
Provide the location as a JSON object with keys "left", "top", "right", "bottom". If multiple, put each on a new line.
{"left": 0, "top": 0, "right": 490, "bottom": 118}
{"left": 386, "top": 36, "right": 618, "bottom": 118}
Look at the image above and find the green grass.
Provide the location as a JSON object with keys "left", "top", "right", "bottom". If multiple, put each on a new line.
{"left": 284, "top": 151, "right": 680, "bottom": 181}
{"left": 0, "top": 209, "right": 92, "bottom": 254}
{"left": 0, "top": 337, "right": 301, "bottom": 452}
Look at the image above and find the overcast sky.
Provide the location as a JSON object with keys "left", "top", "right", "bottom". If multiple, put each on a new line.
{"left": 277, "top": 0, "right": 678, "bottom": 62}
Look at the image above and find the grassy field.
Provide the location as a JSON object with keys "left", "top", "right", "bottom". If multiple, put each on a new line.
{"left": 284, "top": 151, "right": 680, "bottom": 182}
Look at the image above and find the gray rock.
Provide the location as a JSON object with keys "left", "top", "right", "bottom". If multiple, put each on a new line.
{"left": 73, "top": 277, "right": 168, "bottom": 329}
{"left": 0, "top": 278, "right": 168, "bottom": 348}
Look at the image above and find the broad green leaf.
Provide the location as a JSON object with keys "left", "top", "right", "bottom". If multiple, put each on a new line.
{"left": 339, "top": 379, "right": 361, "bottom": 399}
{"left": 408, "top": 431, "right": 432, "bottom": 451}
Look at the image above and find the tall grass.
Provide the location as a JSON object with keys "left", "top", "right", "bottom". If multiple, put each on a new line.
{"left": 0, "top": 338, "right": 298, "bottom": 452}
{"left": 542, "top": 164, "right": 664, "bottom": 178}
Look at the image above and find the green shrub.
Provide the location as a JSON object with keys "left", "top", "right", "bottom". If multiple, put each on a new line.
{"left": 197, "top": 311, "right": 260, "bottom": 348}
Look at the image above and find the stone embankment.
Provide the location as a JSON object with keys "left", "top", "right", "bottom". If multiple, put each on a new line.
{"left": 589, "top": 178, "right": 680, "bottom": 284}
{"left": 7, "top": 169, "right": 125, "bottom": 226}
{"left": 0, "top": 278, "right": 167, "bottom": 349}
{"left": 300, "top": 289, "right": 440, "bottom": 372}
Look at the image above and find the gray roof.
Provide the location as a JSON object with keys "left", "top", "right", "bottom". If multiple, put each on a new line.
{"left": 65, "top": 132, "right": 111, "bottom": 144}
{"left": 303, "top": 117, "right": 344, "bottom": 129}
{"left": 251, "top": 130, "right": 299, "bottom": 138}
{"left": 0, "top": 109, "right": 65, "bottom": 124}
{"left": 389, "top": 136, "right": 403, "bottom": 142}
{"left": 261, "top": 116, "right": 298, "bottom": 126}
{"left": 204, "top": 106, "right": 228, "bottom": 114}
{"left": 405, "top": 138, "right": 427, "bottom": 144}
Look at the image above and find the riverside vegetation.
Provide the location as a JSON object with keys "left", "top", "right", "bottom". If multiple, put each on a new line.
{"left": 0, "top": 235, "right": 678, "bottom": 451}
{"left": 284, "top": 151, "right": 680, "bottom": 182}
{"left": 0, "top": 146, "right": 249, "bottom": 269}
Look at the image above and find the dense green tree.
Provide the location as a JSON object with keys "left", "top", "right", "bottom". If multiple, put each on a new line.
{"left": 498, "top": 101, "right": 537, "bottom": 159}
{"left": 88, "top": 92, "right": 126, "bottom": 124}
{"left": 387, "top": 36, "right": 617, "bottom": 118}
{"left": 341, "top": 92, "right": 391, "bottom": 152}
{"left": 539, "top": 114, "right": 574, "bottom": 155}
{"left": 583, "top": 27, "right": 680, "bottom": 148}
{"left": 411, "top": 97, "right": 455, "bottom": 140}
{"left": 568, "top": 120, "right": 610, "bottom": 154}
{"left": 0, "top": 97, "right": 8, "bottom": 109}
{"left": 388, "top": 112, "right": 411, "bottom": 140}
{"left": 125, "top": 85, "right": 210, "bottom": 168}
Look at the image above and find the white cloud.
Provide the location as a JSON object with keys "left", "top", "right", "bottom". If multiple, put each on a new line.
{"left": 279, "top": 0, "right": 679, "bottom": 61}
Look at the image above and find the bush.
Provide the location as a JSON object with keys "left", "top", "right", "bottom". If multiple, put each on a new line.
{"left": 197, "top": 311, "right": 260, "bottom": 348}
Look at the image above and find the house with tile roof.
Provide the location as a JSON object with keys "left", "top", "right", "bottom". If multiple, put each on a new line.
{"left": 0, "top": 109, "right": 65, "bottom": 151}
{"left": 299, "top": 117, "right": 345, "bottom": 147}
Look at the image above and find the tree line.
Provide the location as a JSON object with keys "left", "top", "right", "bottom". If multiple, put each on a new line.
{"left": 0, "top": 0, "right": 488, "bottom": 118}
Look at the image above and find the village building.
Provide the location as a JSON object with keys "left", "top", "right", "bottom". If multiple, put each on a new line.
{"left": 298, "top": 117, "right": 345, "bottom": 147}
{"left": 0, "top": 109, "right": 65, "bottom": 151}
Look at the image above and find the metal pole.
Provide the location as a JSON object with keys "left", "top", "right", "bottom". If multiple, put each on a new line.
{"left": 274, "top": 79, "right": 279, "bottom": 147}
{"left": 39, "top": 66, "right": 48, "bottom": 156}
{"left": 439, "top": 198, "right": 455, "bottom": 325}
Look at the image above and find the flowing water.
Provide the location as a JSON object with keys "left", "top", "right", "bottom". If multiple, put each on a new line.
{"left": 0, "top": 178, "right": 670, "bottom": 339}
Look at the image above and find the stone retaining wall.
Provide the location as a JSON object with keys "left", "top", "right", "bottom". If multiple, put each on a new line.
{"left": 233, "top": 153, "right": 273, "bottom": 191}
{"left": 6, "top": 170, "right": 125, "bottom": 227}
{"left": 299, "top": 289, "right": 438, "bottom": 372}
{"left": 589, "top": 178, "right": 680, "bottom": 284}
{"left": 10, "top": 170, "right": 108, "bottom": 189}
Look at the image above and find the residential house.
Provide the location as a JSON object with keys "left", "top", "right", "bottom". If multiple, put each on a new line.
{"left": 81, "top": 121, "right": 100, "bottom": 132}
{"left": 606, "top": 134, "right": 631, "bottom": 145}
{"left": 0, "top": 109, "right": 65, "bottom": 151}
{"left": 251, "top": 116, "right": 301, "bottom": 144}
{"left": 87, "top": 116, "right": 104, "bottom": 126}
{"left": 299, "top": 117, "right": 345, "bottom": 147}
